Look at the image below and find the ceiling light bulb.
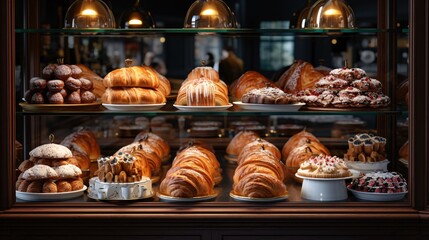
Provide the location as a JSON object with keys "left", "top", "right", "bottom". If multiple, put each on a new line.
{"left": 201, "top": 8, "right": 218, "bottom": 16}
{"left": 128, "top": 19, "right": 143, "bottom": 25}
{"left": 82, "top": 9, "right": 97, "bottom": 16}
{"left": 324, "top": 8, "right": 341, "bottom": 16}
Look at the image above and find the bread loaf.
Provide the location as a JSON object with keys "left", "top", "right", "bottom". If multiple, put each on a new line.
{"left": 102, "top": 87, "right": 166, "bottom": 104}
{"left": 76, "top": 64, "right": 105, "bottom": 98}
{"left": 103, "top": 65, "right": 160, "bottom": 88}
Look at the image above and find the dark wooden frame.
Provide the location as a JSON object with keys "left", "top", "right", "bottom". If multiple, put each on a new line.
{"left": 1, "top": 0, "right": 429, "bottom": 239}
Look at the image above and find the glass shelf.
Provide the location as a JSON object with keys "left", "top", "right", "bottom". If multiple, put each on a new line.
{"left": 14, "top": 28, "right": 396, "bottom": 36}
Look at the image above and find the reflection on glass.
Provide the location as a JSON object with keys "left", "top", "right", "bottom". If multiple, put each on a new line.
{"left": 184, "top": 0, "right": 237, "bottom": 28}
{"left": 120, "top": 0, "right": 155, "bottom": 29}
{"left": 307, "top": 0, "right": 355, "bottom": 29}
{"left": 64, "top": 0, "right": 116, "bottom": 29}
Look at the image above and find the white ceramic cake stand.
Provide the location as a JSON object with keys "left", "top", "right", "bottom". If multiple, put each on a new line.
{"left": 295, "top": 171, "right": 358, "bottom": 201}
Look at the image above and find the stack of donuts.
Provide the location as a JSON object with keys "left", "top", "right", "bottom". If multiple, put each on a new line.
{"left": 24, "top": 61, "right": 97, "bottom": 104}
{"left": 175, "top": 66, "right": 229, "bottom": 106}
{"left": 102, "top": 59, "right": 171, "bottom": 104}
{"left": 232, "top": 138, "right": 288, "bottom": 198}
{"left": 159, "top": 143, "right": 222, "bottom": 198}
{"left": 16, "top": 143, "right": 84, "bottom": 193}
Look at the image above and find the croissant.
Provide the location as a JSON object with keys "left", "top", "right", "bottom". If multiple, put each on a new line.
{"left": 133, "top": 132, "right": 170, "bottom": 159}
{"left": 61, "top": 129, "right": 100, "bottom": 161}
{"left": 275, "top": 60, "right": 324, "bottom": 93}
{"left": 187, "top": 66, "right": 220, "bottom": 82}
{"left": 233, "top": 173, "right": 287, "bottom": 198}
{"left": 235, "top": 151, "right": 285, "bottom": 181}
{"left": 157, "top": 72, "right": 171, "bottom": 96}
{"left": 125, "top": 150, "right": 159, "bottom": 178}
{"left": 226, "top": 131, "right": 260, "bottom": 157}
{"left": 172, "top": 150, "right": 219, "bottom": 184}
{"left": 230, "top": 71, "right": 278, "bottom": 99}
{"left": 237, "top": 138, "right": 281, "bottom": 163}
{"left": 102, "top": 87, "right": 166, "bottom": 104}
{"left": 159, "top": 168, "right": 215, "bottom": 198}
{"left": 281, "top": 129, "right": 321, "bottom": 161}
{"left": 103, "top": 65, "right": 160, "bottom": 88}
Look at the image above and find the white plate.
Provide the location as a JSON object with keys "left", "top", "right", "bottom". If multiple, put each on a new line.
{"left": 348, "top": 188, "right": 408, "bottom": 201}
{"left": 157, "top": 192, "right": 218, "bottom": 202}
{"left": 229, "top": 192, "right": 288, "bottom": 202}
{"left": 103, "top": 103, "right": 166, "bottom": 111}
{"left": 16, "top": 186, "right": 87, "bottom": 202}
{"left": 87, "top": 190, "right": 155, "bottom": 201}
{"left": 173, "top": 104, "right": 233, "bottom": 111}
{"left": 233, "top": 102, "right": 305, "bottom": 111}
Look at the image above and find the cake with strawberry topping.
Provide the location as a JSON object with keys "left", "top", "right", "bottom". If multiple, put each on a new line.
{"left": 241, "top": 87, "right": 294, "bottom": 104}
{"left": 297, "top": 154, "right": 352, "bottom": 178}
{"left": 347, "top": 171, "right": 407, "bottom": 193}
{"left": 330, "top": 67, "right": 367, "bottom": 82}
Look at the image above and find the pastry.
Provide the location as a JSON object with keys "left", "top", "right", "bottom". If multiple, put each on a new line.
{"left": 54, "top": 64, "right": 72, "bottom": 81}
{"left": 30, "top": 77, "right": 47, "bottom": 91}
{"left": 230, "top": 71, "right": 278, "bottom": 99}
{"left": 233, "top": 172, "right": 287, "bottom": 198}
{"left": 30, "top": 143, "right": 73, "bottom": 159}
{"left": 18, "top": 159, "right": 34, "bottom": 172}
{"left": 275, "top": 60, "right": 324, "bottom": 93}
{"left": 76, "top": 64, "right": 105, "bottom": 98}
{"left": 103, "top": 65, "right": 160, "bottom": 89}
{"left": 56, "top": 180, "right": 72, "bottom": 192}
{"left": 343, "top": 134, "right": 387, "bottom": 163}
{"left": 54, "top": 164, "right": 82, "bottom": 179}
{"left": 347, "top": 171, "right": 407, "bottom": 193}
{"left": 351, "top": 77, "right": 382, "bottom": 92}
{"left": 79, "top": 77, "right": 93, "bottom": 91}
{"left": 80, "top": 90, "right": 96, "bottom": 103}
{"left": 69, "top": 65, "right": 83, "bottom": 78}
{"left": 102, "top": 87, "right": 166, "bottom": 104}
{"left": 31, "top": 92, "right": 45, "bottom": 104}
{"left": 60, "top": 129, "right": 100, "bottom": 161}
{"left": 157, "top": 72, "right": 172, "bottom": 96}
{"left": 47, "top": 91, "right": 65, "bottom": 104}
{"left": 241, "top": 87, "right": 294, "bottom": 104}
{"left": 22, "top": 165, "right": 59, "bottom": 180}
{"left": 42, "top": 64, "right": 58, "bottom": 80}
{"left": 314, "top": 75, "right": 348, "bottom": 91}
{"left": 26, "top": 180, "right": 43, "bottom": 193}
{"left": 297, "top": 154, "right": 352, "bottom": 178}
{"left": 65, "top": 77, "right": 82, "bottom": 91}
{"left": 237, "top": 138, "right": 281, "bottom": 163}
{"left": 226, "top": 131, "right": 260, "bottom": 157}
{"left": 17, "top": 179, "right": 32, "bottom": 192}
{"left": 66, "top": 90, "right": 81, "bottom": 104}
{"left": 329, "top": 67, "right": 367, "bottom": 82}
{"left": 42, "top": 181, "right": 58, "bottom": 193}
{"left": 70, "top": 178, "right": 84, "bottom": 191}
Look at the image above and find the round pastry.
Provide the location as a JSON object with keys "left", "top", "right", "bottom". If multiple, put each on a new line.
{"left": 47, "top": 91, "right": 65, "bottom": 104}
{"left": 42, "top": 181, "right": 58, "bottom": 193}
{"left": 186, "top": 78, "right": 217, "bottom": 106}
{"left": 79, "top": 77, "right": 93, "bottom": 91}
{"left": 42, "top": 64, "right": 58, "bottom": 80}
{"left": 17, "top": 180, "right": 32, "bottom": 192}
{"left": 30, "top": 77, "right": 47, "bottom": 91}
{"left": 187, "top": 66, "right": 220, "bottom": 82}
{"left": 65, "top": 77, "right": 82, "bottom": 91}
{"left": 24, "top": 89, "right": 34, "bottom": 103}
{"left": 314, "top": 75, "right": 349, "bottom": 91}
{"left": 80, "top": 90, "right": 96, "bottom": 103}
{"left": 59, "top": 89, "right": 67, "bottom": 98}
{"left": 30, "top": 143, "right": 73, "bottom": 159}
{"left": 351, "top": 77, "right": 382, "bottom": 92}
{"left": 47, "top": 80, "right": 65, "bottom": 92}
{"left": 347, "top": 171, "right": 407, "bottom": 193}
{"left": 241, "top": 87, "right": 292, "bottom": 104}
{"left": 230, "top": 71, "right": 278, "bottom": 99}
{"left": 316, "top": 90, "right": 336, "bottom": 107}
{"left": 365, "top": 92, "right": 391, "bottom": 107}
{"left": 18, "top": 159, "right": 34, "bottom": 172}
{"left": 66, "top": 90, "right": 81, "bottom": 104}
{"left": 56, "top": 180, "right": 72, "bottom": 192}
{"left": 54, "top": 164, "right": 82, "bottom": 179}
{"left": 237, "top": 138, "right": 281, "bottom": 163}
{"left": 331, "top": 95, "right": 352, "bottom": 108}
{"left": 31, "top": 92, "right": 45, "bottom": 104}
{"left": 22, "top": 165, "right": 59, "bottom": 180}
{"left": 329, "top": 67, "right": 367, "bottom": 82}
{"left": 338, "top": 87, "right": 361, "bottom": 99}
{"left": 69, "top": 65, "right": 83, "bottom": 78}
{"left": 54, "top": 65, "right": 72, "bottom": 81}
{"left": 297, "top": 154, "right": 352, "bottom": 178}
{"left": 70, "top": 178, "right": 84, "bottom": 191}
{"left": 351, "top": 95, "right": 371, "bottom": 107}
{"left": 26, "top": 180, "right": 43, "bottom": 193}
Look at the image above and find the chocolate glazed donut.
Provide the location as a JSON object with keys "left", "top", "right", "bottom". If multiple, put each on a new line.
{"left": 42, "top": 64, "right": 58, "bottom": 80}
{"left": 29, "top": 77, "right": 47, "bottom": 91}
{"left": 65, "top": 77, "right": 82, "bottom": 91}
{"left": 47, "top": 80, "right": 65, "bottom": 92}
{"left": 54, "top": 65, "right": 72, "bottom": 81}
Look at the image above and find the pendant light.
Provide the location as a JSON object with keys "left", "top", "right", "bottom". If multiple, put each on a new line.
{"left": 306, "top": 0, "right": 355, "bottom": 29}
{"left": 184, "top": 0, "right": 237, "bottom": 29}
{"left": 296, "top": 0, "right": 313, "bottom": 29}
{"left": 120, "top": 0, "right": 155, "bottom": 29}
{"left": 64, "top": 0, "right": 116, "bottom": 29}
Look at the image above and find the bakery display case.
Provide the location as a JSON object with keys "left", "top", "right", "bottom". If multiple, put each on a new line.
{"left": 1, "top": 0, "right": 429, "bottom": 239}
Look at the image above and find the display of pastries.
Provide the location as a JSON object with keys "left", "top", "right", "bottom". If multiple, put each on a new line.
{"left": 95, "top": 153, "right": 149, "bottom": 183}
{"left": 16, "top": 143, "right": 84, "bottom": 193}
{"left": 175, "top": 66, "right": 229, "bottom": 106}
{"left": 347, "top": 171, "right": 407, "bottom": 193}
{"left": 102, "top": 60, "right": 170, "bottom": 104}
{"left": 297, "top": 154, "right": 352, "bottom": 178}
{"left": 24, "top": 61, "right": 97, "bottom": 104}
{"left": 343, "top": 133, "right": 387, "bottom": 163}
{"left": 226, "top": 130, "right": 260, "bottom": 158}
{"left": 297, "top": 67, "right": 390, "bottom": 108}
{"left": 60, "top": 129, "right": 100, "bottom": 171}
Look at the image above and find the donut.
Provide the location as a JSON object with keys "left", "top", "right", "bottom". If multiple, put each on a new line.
{"left": 65, "top": 77, "right": 82, "bottom": 91}
{"left": 29, "top": 77, "right": 47, "bottom": 91}
{"left": 79, "top": 77, "right": 93, "bottom": 90}
{"left": 66, "top": 90, "right": 81, "bottom": 104}
{"left": 47, "top": 80, "right": 65, "bottom": 92}
{"left": 69, "top": 65, "right": 83, "bottom": 78}
{"left": 80, "top": 90, "right": 96, "bottom": 103}
{"left": 31, "top": 92, "right": 45, "bottom": 104}
{"left": 42, "top": 64, "right": 58, "bottom": 80}
{"left": 47, "top": 91, "right": 65, "bottom": 104}
{"left": 54, "top": 65, "right": 72, "bottom": 81}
